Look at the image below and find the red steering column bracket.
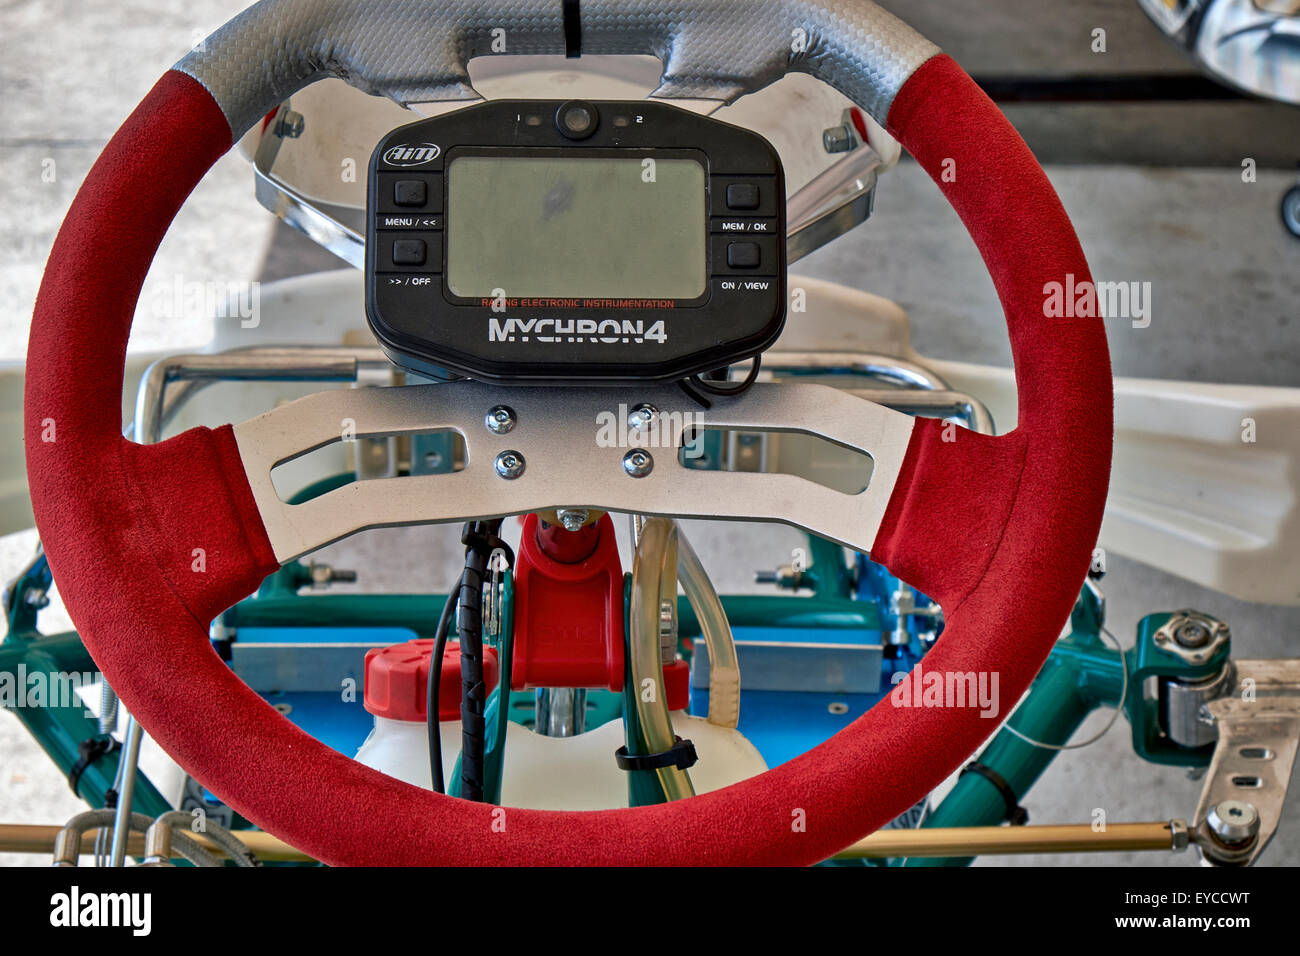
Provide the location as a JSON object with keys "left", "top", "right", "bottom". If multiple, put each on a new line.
{"left": 511, "top": 513, "right": 625, "bottom": 692}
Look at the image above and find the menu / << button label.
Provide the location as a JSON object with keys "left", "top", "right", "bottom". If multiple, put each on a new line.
{"left": 379, "top": 214, "right": 442, "bottom": 229}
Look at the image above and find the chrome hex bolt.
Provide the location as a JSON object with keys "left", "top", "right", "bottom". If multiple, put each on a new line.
{"left": 556, "top": 508, "right": 589, "bottom": 532}
{"left": 1207, "top": 800, "right": 1259, "bottom": 846}
{"left": 822, "top": 124, "right": 854, "bottom": 153}
{"left": 494, "top": 450, "right": 526, "bottom": 480}
{"left": 275, "top": 110, "right": 305, "bottom": 139}
{"left": 627, "top": 403, "right": 658, "bottom": 432}
{"left": 485, "top": 405, "right": 516, "bottom": 435}
{"left": 622, "top": 449, "right": 654, "bottom": 478}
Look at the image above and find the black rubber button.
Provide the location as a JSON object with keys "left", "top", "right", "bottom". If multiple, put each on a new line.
{"left": 392, "top": 239, "right": 427, "bottom": 266}
{"left": 726, "top": 183, "right": 761, "bottom": 210}
{"left": 393, "top": 180, "right": 427, "bottom": 207}
{"left": 726, "top": 241, "right": 761, "bottom": 269}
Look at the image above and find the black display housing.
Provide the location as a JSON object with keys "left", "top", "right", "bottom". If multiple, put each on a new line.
{"left": 365, "top": 99, "right": 787, "bottom": 385}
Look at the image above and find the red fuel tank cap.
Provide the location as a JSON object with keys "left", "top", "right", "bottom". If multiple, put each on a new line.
{"left": 364, "top": 638, "right": 499, "bottom": 722}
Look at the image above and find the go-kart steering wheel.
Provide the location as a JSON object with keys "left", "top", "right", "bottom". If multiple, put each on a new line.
{"left": 25, "top": 0, "right": 1111, "bottom": 865}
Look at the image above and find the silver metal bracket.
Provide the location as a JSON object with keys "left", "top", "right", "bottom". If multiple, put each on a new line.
{"left": 232, "top": 380, "right": 916, "bottom": 564}
{"left": 251, "top": 101, "right": 879, "bottom": 270}
{"left": 253, "top": 104, "right": 366, "bottom": 269}
{"left": 1193, "top": 658, "right": 1300, "bottom": 866}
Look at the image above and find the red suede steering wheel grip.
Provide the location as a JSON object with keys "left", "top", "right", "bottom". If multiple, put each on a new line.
{"left": 24, "top": 54, "right": 1110, "bottom": 865}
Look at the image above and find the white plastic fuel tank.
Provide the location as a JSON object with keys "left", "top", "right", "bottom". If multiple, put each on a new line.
{"left": 355, "top": 709, "right": 769, "bottom": 811}
{"left": 356, "top": 636, "right": 767, "bottom": 809}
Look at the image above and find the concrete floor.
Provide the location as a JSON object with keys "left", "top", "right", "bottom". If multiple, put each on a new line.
{"left": 2, "top": 0, "right": 1298, "bottom": 867}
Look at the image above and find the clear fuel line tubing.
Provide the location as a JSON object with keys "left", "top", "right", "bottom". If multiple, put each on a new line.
{"left": 677, "top": 529, "right": 741, "bottom": 730}
{"left": 631, "top": 518, "right": 694, "bottom": 800}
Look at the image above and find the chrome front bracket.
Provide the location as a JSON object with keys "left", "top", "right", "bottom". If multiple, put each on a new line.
{"left": 1193, "top": 658, "right": 1300, "bottom": 866}
{"left": 231, "top": 380, "right": 917, "bottom": 564}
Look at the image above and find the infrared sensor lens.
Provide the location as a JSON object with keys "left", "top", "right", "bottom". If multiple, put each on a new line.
{"left": 556, "top": 101, "right": 599, "bottom": 139}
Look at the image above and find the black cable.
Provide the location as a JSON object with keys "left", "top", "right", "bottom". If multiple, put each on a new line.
{"left": 458, "top": 519, "right": 515, "bottom": 801}
{"left": 693, "top": 354, "right": 762, "bottom": 396}
{"left": 562, "top": 0, "right": 582, "bottom": 58}
{"left": 426, "top": 520, "right": 513, "bottom": 799}
{"left": 679, "top": 355, "right": 763, "bottom": 409}
{"left": 677, "top": 377, "right": 713, "bottom": 409}
{"left": 456, "top": 540, "right": 490, "bottom": 802}
{"left": 427, "top": 574, "right": 462, "bottom": 794}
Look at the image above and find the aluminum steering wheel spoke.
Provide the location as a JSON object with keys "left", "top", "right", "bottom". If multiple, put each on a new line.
{"left": 232, "top": 380, "right": 916, "bottom": 564}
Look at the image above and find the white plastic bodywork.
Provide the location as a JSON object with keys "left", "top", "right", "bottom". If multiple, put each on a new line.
{"left": 774, "top": 276, "right": 1300, "bottom": 606}
{"left": 930, "top": 360, "right": 1300, "bottom": 605}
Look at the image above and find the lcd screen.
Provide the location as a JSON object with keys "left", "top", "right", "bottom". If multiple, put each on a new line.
{"left": 446, "top": 155, "right": 706, "bottom": 299}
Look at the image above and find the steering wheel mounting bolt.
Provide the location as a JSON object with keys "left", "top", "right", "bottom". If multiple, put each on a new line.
{"left": 822, "top": 124, "right": 854, "bottom": 154}
{"left": 494, "top": 451, "right": 526, "bottom": 480}
{"left": 274, "top": 109, "right": 304, "bottom": 139}
{"left": 627, "top": 404, "right": 658, "bottom": 432}
{"left": 622, "top": 449, "right": 654, "bottom": 478}
{"left": 485, "top": 405, "right": 516, "bottom": 435}
{"left": 823, "top": 109, "right": 862, "bottom": 154}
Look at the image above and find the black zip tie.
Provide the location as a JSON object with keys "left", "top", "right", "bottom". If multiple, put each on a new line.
{"left": 68, "top": 736, "right": 119, "bottom": 799}
{"left": 960, "top": 761, "right": 1029, "bottom": 825}
{"left": 614, "top": 736, "right": 698, "bottom": 773}
{"left": 461, "top": 523, "right": 514, "bottom": 567}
